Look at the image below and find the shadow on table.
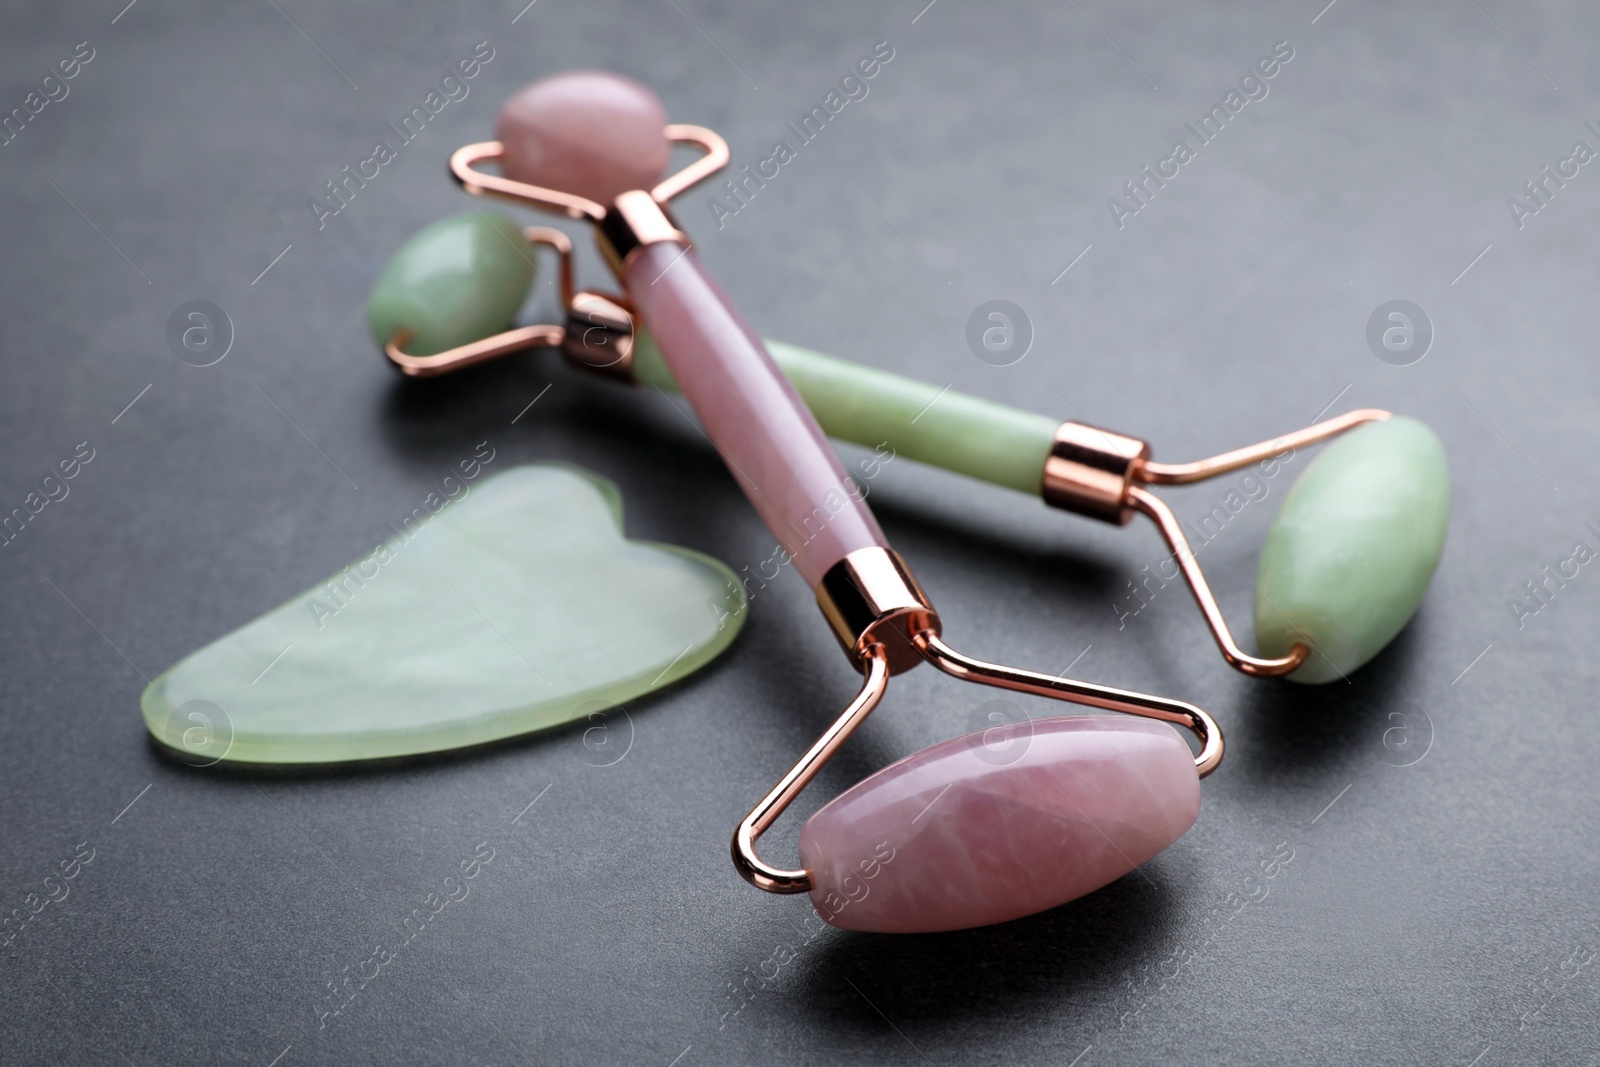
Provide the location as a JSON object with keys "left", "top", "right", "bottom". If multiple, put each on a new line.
{"left": 787, "top": 870, "right": 1174, "bottom": 1031}
{"left": 1223, "top": 616, "right": 1433, "bottom": 783}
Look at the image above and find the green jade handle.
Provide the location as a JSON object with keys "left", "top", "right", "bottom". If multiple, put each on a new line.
{"left": 630, "top": 329, "right": 1449, "bottom": 687}
{"left": 631, "top": 329, "right": 1059, "bottom": 497}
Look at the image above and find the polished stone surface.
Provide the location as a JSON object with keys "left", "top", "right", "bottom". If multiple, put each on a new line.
{"left": 1254, "top": 418, "right": 1450, "bottom": 683}
{"left": 366, "top": 210, "right": 535, "bottom": 357}
{"left": 495, "top": 70, "right": 671, "bottom": 205}
{"left": 798, "top": 716, "right": 1200, "bottom": 933}
{"left": 141, "top": 465, "right": 746, "bottom": 762}
{"left": 626, "top": 245, "right": 886, "bottom": 586}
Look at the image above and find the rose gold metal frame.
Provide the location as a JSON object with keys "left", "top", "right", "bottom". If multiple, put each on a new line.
{"left": 732, "top": 546, "right": 1223, "bottom": 895}
{"left": 1137, "top": 409, "right": 1386, "bottom": 484}
{"left": 448, "top": 124, "right": 730, "bottom": 221}
{"left": 733, "top": 642, "right": 892, "bottom": 894}
{"left": 449, "top": 123, "right": 729, "bottom": 292}
{"left": 385, "top": 323, "right": 565, "bottom": 378}
{"left": 1042, "top": 410, "right": 1391, "bottom": 677}
{"left": 912, "top": 632, "right": 1222, "bottom": 779}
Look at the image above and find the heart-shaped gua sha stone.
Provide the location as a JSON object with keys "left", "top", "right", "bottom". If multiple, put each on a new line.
{"left": 495, "top": 70, "right": 672, "bottom": 205}
{"left": 141, "top": 466, "right": 745, "bottom": 764}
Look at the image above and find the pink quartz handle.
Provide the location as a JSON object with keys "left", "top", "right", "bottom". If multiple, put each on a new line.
{"left": 624, "top": 243, "right": 887, "bottom": 587}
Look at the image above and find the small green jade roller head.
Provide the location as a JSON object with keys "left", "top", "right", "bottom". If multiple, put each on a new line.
{"left": 367, "top": 210, "right": 1449, "bottom": 685}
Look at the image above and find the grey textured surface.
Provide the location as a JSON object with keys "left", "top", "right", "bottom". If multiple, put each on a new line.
{"left": 1, "top": 1, "right": 1597, "bottom": 1064}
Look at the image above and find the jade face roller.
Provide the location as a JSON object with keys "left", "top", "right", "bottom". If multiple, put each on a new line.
{"left": 379, "top": 69, "right": 1226, "bottom": 933}
{"left": 625, "top": 336, "right": 1449, "bottom": 685}
{"left": 372, "top": 220, "right": 1450, "bottom": 687}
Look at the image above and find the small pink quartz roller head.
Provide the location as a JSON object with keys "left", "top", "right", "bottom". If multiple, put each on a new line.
{"left": 448, "top": 71, "right": 1224, "bottom": 933}
{"left": 495, "top": 71, "right": 672, "bottom": 206}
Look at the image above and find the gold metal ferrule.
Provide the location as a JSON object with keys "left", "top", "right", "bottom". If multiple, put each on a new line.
{"left": 1040, "top": 422, "right": 1151, "bottom": 525}
{"left": 597, "top": 190, "right": 690, "bottom": 277}
{"left": 814, "top": 547, "right": 940, "bottom": 675}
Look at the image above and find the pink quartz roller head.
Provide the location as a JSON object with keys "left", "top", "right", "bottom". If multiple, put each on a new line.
{"left": 495, "top": 71, "right": 672, "bottom": 206}
{"left": 444, "top": 71, "right": 1226, "bottom": 933}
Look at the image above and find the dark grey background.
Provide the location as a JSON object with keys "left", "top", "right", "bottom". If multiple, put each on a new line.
{"left": 1, "top": 1, "right": 1595, "bottom": 1064}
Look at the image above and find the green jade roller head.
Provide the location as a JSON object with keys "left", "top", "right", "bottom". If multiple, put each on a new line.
{"left": 368, "top": 210, "right": 1449, "bottom": 685}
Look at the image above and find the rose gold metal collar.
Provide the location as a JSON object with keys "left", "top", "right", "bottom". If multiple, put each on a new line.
{"left": 1041, "top": 410, "right": 1391, "bottom": 677}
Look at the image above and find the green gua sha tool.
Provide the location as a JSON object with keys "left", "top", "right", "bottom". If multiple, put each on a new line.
{"left": 369, "top": 211, "right": 1449, "bottom": 685}
{"left": 141, "top": 465, "right": 746, "bottom": 763}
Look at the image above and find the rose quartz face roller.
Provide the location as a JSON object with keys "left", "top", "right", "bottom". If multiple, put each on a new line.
{"left": 448, "top": 70, "right": 1224, "bottom": 933}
